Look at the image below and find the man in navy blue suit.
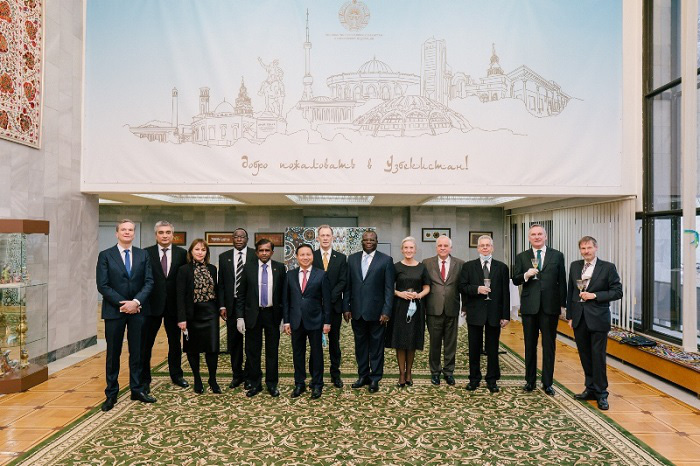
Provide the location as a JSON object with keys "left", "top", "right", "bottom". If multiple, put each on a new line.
{"left": 96, "top": 219, "right": 155, "bottom": 412}
{"left": 283, "top": 243, "right": 332, "bottom": 399}
{"left": 344, "top": 230, "right": 395, "bottom": 393}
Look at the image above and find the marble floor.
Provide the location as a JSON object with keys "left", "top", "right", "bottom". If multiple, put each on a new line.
{"left": 0, "top": 321, "right": 699, "bottom": 465}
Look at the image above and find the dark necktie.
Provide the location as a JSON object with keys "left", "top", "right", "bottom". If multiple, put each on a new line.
{"left": 582, "top": 262, "right": 591, "bottom": 276}
{"left": 235, "top": 251, "right": 243, "bottom": 297}
{"left": 161, "top": 248, "right": 168, "bottom": 277}
{"left": 536, "top": 249, "right": 542, "bottom": 270}
{"left": 301, "top": 269, "right": 308, "bottom": 293}
{"left": 441, "top": 260, "right": 446, "bottom": 281}
{"left": 483, "top": 260, "right": 490, "bottom": 279}
{"left": 260, "top": 263, "right": 269, "bottom": 307}
{"left": 124, "top": 249, "right": 131, "bottom": 277}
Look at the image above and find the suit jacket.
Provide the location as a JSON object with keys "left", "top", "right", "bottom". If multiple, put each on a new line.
{"left": 512, "top": 247, "right": 567, "bottom": 315}
{"left": 218, "top": 246, "right": 257, "bottom": 313}
{"left": 459, "top": 258, "right": 510, "bottom": 327}
{"left": 283, "top": 267, "right": 332, "bottom": 331}
{"left": 343, "top": 250, "right": 395, "bottom": 321}
{"left": 145, "top": 244, "right": 187, "bottom": 318}
{"left": 175, "top": 262, "right": 219, "bottom": 323}
{"left": 566, "top": 259, "right": 623, "bottom": 332}
{"left": 235, "top": 259, "right": 286, "bottom": 328}
{"left": 96, "top": 245, "right": 154, "bottom": 319}
{"left": 422, "top": 255, "right": 466, "bottom": 317}
{"left": 312, "top": 248, "right": 347, "bottom": 313}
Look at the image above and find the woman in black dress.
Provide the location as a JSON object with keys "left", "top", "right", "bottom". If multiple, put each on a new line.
{"left": 385, "top": 236, "right": 430, "bottom": 387}
{"left": 177, "top": 239, "right": 222, "bottom": 394}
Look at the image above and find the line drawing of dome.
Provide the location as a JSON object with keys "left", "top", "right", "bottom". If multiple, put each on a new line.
{"left": 358, "top": 57, "right": 393, "bottom": 74}
{"left": 353, "top": 95, "right": 471, "bottom": 137}
{"left": 214, "top": 99, "right": 235, "bottom": 115}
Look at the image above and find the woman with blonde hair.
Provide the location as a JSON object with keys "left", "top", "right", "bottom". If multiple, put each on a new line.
{"left": 385, "top": 236, "right": 430, "bottom": 387}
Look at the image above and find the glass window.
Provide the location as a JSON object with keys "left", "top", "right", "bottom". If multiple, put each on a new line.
{"left": 634, "top": 219, "right": 643, "bottom": 326}
{"left": 652, "top": 0, "right": 681, "bottom": 89}
{"left": 651, "top": 216, "right": 682, "bottom": 338}
{"left": 650, "top": 84, "right": 682, "bottom": 210}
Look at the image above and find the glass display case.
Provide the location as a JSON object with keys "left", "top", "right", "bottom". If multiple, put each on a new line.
{"left": 0, "top": 220, "right": 49, "bottom": 393}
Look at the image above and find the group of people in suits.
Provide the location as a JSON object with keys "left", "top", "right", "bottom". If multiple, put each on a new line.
{"left": 96, "top": 220, "right": 622, "bottom": 411}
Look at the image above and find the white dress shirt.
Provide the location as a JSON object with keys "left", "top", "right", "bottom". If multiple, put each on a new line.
{"left": 299, "top": 265, "right": 312, "bottom": 288}
{"left": 117, "top": 244, "right": 133, "bottom": 269}
{"left": 438, "top": 255, "right": 451, "bottom": 280}
{"left": 581, "top": 257, "right": 597, "bottom": 279}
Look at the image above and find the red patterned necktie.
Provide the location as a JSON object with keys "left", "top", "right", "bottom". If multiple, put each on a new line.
{"left": 441, "top": 260, "right": 446, "bottom": 281}
{"left": 301, "top": 269, "right": 308, "bottom": 293}
{"left": 161, "top": 248, "right": 168, "bottom": 277}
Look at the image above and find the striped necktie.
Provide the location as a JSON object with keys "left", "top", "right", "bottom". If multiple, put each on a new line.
{"left": 235, "top": 251, "right": 243, "bottom": 297}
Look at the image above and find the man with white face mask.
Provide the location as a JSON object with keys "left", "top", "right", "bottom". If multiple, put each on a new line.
{"left": 459, "top": 235, "right": 510, "bottom": 393}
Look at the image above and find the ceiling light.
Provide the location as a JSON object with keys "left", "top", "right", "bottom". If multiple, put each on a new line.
{"left": 422, "top": 196, "right": 523, "bottom": 206}
{"left": 286, "top": 195, "right": 375, "bottom": 205}
{"left": 133, "top": 194, "right": 243, "bottom": 204}
{"left": 98, "top": 198, "right": 123, "bottom": 204}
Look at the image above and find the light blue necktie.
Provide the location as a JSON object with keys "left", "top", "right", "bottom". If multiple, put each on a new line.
{"left": 124, "top": 249, "right": 131, "bottom": 277}
{"left": 260, "top": 263, "right": 269, "bottom": 307}
{"left": 361, "top": 254, "right": 370, "bottom": 279}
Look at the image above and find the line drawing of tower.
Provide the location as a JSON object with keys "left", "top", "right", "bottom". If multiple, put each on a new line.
{"left": 199, "top": 87, "right": 210, "bottom": 115}
{"left": 421, "top": 37, "right": 449, "bottom": 106}
{"left": 235, "top": 77, "right": 253, "bottom": 116}
{"left": 487, "top": 43, "right": 504, "bottom": 76}
{"left": 171, "top": 87, "right": 178, "bottom": 128}
{"left": 302, "top": 9, "right": 314, "bottom": 100}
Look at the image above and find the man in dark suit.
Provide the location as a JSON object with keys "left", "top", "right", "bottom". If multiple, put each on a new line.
{"left": 422, "top": 235, "right": 466, "bottom": 386}
{"left": 459, "top": 235, "right": 510, "bottom": 393}
{"left": 218, "top": 228, "right": 256, "bottom": 389}
{"left": 283, "top": 243, "right": 332, "bottom": 399}
{"left": 344, "top": 230, "right": 395, "bottom": 393}
{"left": 143, "top": 221, "right": 188, "bottom": 391}
{"left": 512, "top": 224, "right": 567, "bottom": 396}
{"left": 567, "top": 236, "right": 623, "bottom": 411}
{"left": 235, "top": 238, "right": 286, "bottom": 397}
{"left": 96, "top": 219, "right": 155, "bottom": 412}
{"left": 312, "top": 224, "right": 347, "bottom": 388}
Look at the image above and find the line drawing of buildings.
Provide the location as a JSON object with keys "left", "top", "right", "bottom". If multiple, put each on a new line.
{"left": 128, "top": 10, "right": 572, "bottom": 146}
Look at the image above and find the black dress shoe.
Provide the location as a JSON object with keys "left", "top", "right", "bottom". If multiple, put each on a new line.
{"left": 311, "top": 387, "right": 322, "bottom": 399}
{"left": 368, "top": 381, "right": 379, "bottom": 393}
{"left": 268, "top": 386, "right": 280, "bottom": 397}
{"left": 193, "top": 380, "right": 204, "bottom": 394}
{"left": 144, "top": 385, "right": 151, "bottom": 395}
{"left": 101, "top": 397, "right": 117, "bottom": 412}
{"left": 487, "top": 384, "right": 500, "bottom": 393}
{"left": 543, "top": 386, "right": 555, "bottom": 396}
{"left": 405, "top": 378, "right": 413, "bottom": 387}
{"left": 574, "top": 389, "right": 597, "bottom": 401}
{"left": 209, "top": 381, "right": 222, "bottom": 394}
{"left": 351, "top": 378, "right": 370, "bottom": 389}
{"left": 229, "top": 378, "right": 244, "bottom": 389}
{"left": 431, "top": 375, "right": 440, "bottom": 385}
{"left": 444, "top": 375, "right": 456, "bottom": 386}
{"left": 130, "top": 391, "right": 157, "bottom": 403}
{"left": 244, "top": 381, "right": 252, "bottom": 390}
{"left": 172, "top": 378, "right": 189, "bottom": 388}
{"left": 396, "top": 381, "right": 406, "bottom": 388}
{"left": 246, "top": 385, "right": 262, "bottom": 397}
{"left": 332, "top": 377, "right": 344, "bottom": 389}
{"left": 465, "top": 382, "right": 479, "bottom": 391}
{"left": 597, "top": 397, "right": 609, "bottom": 410}
{"left": 291, "top": 385, "right": 306, "bottom": 398}
{"left": 522, "top": 383, "right": 535, "bottom": 392}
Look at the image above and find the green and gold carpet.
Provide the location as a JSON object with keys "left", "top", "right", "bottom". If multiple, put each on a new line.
{"left": 12, "top": 326, "right": 670, "bottom": 465}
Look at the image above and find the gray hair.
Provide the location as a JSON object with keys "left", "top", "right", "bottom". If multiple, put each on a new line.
{"left": 401, "top": 236, "right": 417, "bottom": 248}
{"left": 154, "top": 220, "right": 174, "bottom": 233}
{"left": 436, "top": 235, "right": 452, "bottom": 247}
{"left": 477, "top": 235, "right": 493, "bottom": 246}
{"left": 529, "top": 224, "right": 547, "bottom": 235}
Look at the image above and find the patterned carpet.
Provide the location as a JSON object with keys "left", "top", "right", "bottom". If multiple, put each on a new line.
{"left": 12, "top": 326, "right": 670, "bottom": 465}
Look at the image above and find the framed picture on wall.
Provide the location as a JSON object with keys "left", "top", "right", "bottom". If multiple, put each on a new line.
{"left": 204, "top": 232, "right": 234, "bottom": 247}
{"left": 469, "top": 231, "right": 493, "bottom": 248}
{"left": 172, "top": 232, "right": 187, "bottom": 246}
{"left": 421, "top": 228, "right": 451, "bottom": 242}
{"left": 254, "top": 232, "right": 284, "bottom": 247}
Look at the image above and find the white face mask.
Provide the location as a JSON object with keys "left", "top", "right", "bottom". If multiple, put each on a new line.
{"left": 479, "top": 254, "right": 492, "bottom": 262}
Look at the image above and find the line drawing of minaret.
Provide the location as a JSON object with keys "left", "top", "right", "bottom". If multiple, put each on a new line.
{"left": 302, "top": 9, "right": 314, "bottom": 100}
{"left": 421, "top": 37, "right": 449, "bottom": 106}
{"left": 487, "top": 43, "right": 504, "bottom": 76}
{"left": 199, "top": 87, "right": 210, "bottom": 115}
{"left": 171, "top": 87, "right": 178, "bottom": 128}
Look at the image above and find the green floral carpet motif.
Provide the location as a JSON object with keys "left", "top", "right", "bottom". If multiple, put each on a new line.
{"left": 13, "top": 326, "right": 670, "bottom": 465}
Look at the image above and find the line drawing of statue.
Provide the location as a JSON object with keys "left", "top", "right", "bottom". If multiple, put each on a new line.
{"left": 258, "top": 57, "right": 285, "bottom": 117}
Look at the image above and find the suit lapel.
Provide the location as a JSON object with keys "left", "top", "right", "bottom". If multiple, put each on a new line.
{"left": 445, "top": 257, "right": 458, "bottom": 284}
{"left": 110, "top": 246, "right": 129, "bottom": 277}
{"left": 293, "top": 268, "right": 302, "bottom": 294}
{"left": 588, "top": 260, "right": 603, "bottom": 286}
{"left": 152, "top": 248, "right": 166, "bottom": 280}
{"left": 363, "top": 252, "right": 380, "bottom": 281}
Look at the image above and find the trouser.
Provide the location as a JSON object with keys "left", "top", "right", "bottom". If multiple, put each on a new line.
{"left": 327, "top": 312, "right": 343, "bottom": 379}
{"left": 226, "top": 302, "right": 248, "bottom": 380}
{"left": 467, "top": 323, "right": 501, "bottom": 385}
{"left": 426, "top": 314, "right": 458, "bottom": 376}
{"left": 245, "top": 310, "right": 280, "bottom": 388}
{"left": 142, "top": 313, "right": 184, "bottom": 387}
{"left": 292, "top": 326, "right": 324, "bottom": 389}
{"left": 573, "top": 313, "right": 609, "bottom": 398}
{"left": 104, "top": 313, "right": 145, "bottom": 398}
{"left": 351, "top": 317, "right": 385, "bottom": 383}
{"left": 522, "top": 309, "right": 559, "bottom": 387}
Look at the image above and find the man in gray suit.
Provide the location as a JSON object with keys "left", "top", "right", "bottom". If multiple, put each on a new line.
{"left": 422, "top": 235, "right": 466, "bottom": 386}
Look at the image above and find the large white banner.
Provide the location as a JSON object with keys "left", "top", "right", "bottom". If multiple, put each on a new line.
{"left": 82, "top": 0, "right": 623, "bottom": 195}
